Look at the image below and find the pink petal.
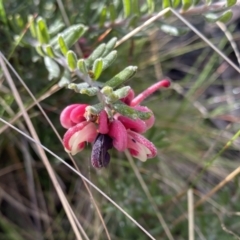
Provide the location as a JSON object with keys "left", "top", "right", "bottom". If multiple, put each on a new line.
{"left": 120, "top": 89, "right": 135, "bottom": 105}
{"left": 60, "top": 104, "right": 82, "bottom": 129}
{"left": 98, "top": 110, "right": 109, "bottom": 134}
{"left": 130, "top": 79, "right": 171, "bottom": 107}
{"left": 118, "top": 115, "right": 147, "bottom": 133}
{"left": 108, "top": 120, "right": 128, "bottom": 152}
{"left": 70, "top": 104, "right": 88, "bottom": 124}
{"left": 127, "top": 130, "right": 157, "bottom": 161}
{"left": 134, "top": 106, "right": 155, "bottom": 130}
{"left": 63, "top": 121, "right": 97, "bottom": 155}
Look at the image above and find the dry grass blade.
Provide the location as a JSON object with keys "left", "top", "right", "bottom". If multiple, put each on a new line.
{"left": 0, "top": 118, "right": 157, "bottom": 240}
{"left": 125, "top": 150, "right": 174, "bottom": 240}
{"left": 188, "top": 189, "right": 194, "bottom": 240}
{"left": 0, "top": 52, "right": 111, "bottom": 240}
{"left": 0, "top": 55, "right": 84, "bottom": 240}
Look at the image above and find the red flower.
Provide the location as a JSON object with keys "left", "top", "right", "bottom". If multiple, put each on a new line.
{"left": 60, "top": 79, "right": 171, "bottom": 167}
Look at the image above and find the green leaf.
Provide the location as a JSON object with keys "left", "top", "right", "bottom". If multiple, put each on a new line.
{"left": 101, "top": 86, "right": 119, "bottom": 103}
{"left": 66, "top": 50, "right": 77, "bottom": 71}
{"left": 35, "top": 45, "right": 45, "bottom": 56}
{"left": 218, "top": 10, "right": 233, "bottom": 23}
{"left": 113, "top": 103, "right": 152, "bottom": 120}
{"left": 58, "top": 35, "right": 68, "bottom": 56}
{"left": 193, "top": 0, "right": 201, "bottom": 5}
{"left": 44, "top": 57, "right": 60, "bottom": 80}
{"left": 58, "top": 70, "right": 71, "bottom": 87}
{"left": 85, "top": 43, "right": 106, "bottom": 67}
{"left": 162, "top": 0, "right": 171, "bottom": 9}
{"left": 36, "top": 17, "right": 50, "bottom": 44}
{"left": 205, "top": 10, "right": 233, "bottom": 23}
{"left": 132, "top": 0, "right": 140, "bottom": 16}
{"left": 44, "top": 45, "right": 55, "bottom": 58}
{"left": 92, "top": 58, "right": 103, "bottom": 80}
{"left": 28, "top": 15, "right": 36, "bottom": 38}
{"left": 114, "top": 86, "right": 131, "bottom": 99}
{"left": 103, "top": 66, "right": 138, "bottom": 89}
{"left": 86, "top": 104, "right": 104, "bottom": 115}
{"left": 109, "top": 3, "right": 117, "bottom": 22}
{"left": 0, "top": 0, "right": 7, "bottom": 25}
{"left": 99, "top": 6, "right": 107, "bottom": 27}
{"left": 67, "top": 82, "right": 89, "bottom": 91}
{"left": 226, "top": 0, "right": 236, "bottom": 7}
{"left": 172, "top": 0, "right": 181, "bottom": 8}
{"left": 15, "top": 14, "right": 24, "bottom": 29}
{"left": 113, "top": 103, "right": 138, "bottom": 119}
{"left": 160, "top": 24, "right": 189, "bottom": 36}
{"left": 122, "top": 0, "right": 131, "bottom": 17}
{"left": 77, "top": 59, "right": 88, "bottom": 74}
{"left": 51, "top": 24, "right": 87, "bottom": 49}
{"left": 102, "top": 37, "right": 117, "bottom": 57}
{"left": 48, "top": 20, "right": 65, "bottom": 36}
{"left": 181, "top": 0, "right": 192, "bottom": 11}
{"left": 102, "top": 50, "right": 117, "bottom": 70}
{"left": 80, "top": 87, "right": 99, "bottom": 96}
{"left": 147, "top": 0, "right": 155, "bottom": 13}
{"left": 162, "top": 0, "right": 171, "bottom": 17}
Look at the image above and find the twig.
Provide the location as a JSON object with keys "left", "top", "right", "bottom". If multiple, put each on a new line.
{"left": 187, "top": 189, "right": 194, "bottom": 240}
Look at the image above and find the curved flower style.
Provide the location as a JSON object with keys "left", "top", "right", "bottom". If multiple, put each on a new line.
{"left": 60, "top": 79, "right": 171, "bottom": 168}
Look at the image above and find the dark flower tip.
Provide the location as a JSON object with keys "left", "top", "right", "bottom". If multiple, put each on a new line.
{"left": 91, "top": 134, "right": 113, "bottom": 168}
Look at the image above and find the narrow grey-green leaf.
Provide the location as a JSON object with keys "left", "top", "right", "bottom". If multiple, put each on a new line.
{"left": 67, "top": 82, "right": 89, "bottom": 91}
{"left": 109, "top": 3, "right": 117, "bottom": 22}
{"left": 28, "top": 15, "right": 36, "bottom": 38}
{"left": 0, "top": 0, "right": 7, "bottom": 25}
{"left": 45, "top": 45, "right": 55, "bottom": 58}
{"left": 44, "top": 57, "right": 60, "bottom": 80}
{"left": 226, "top": 0, "right": 236, "bottom": 7}
{"left": 102, "top": 37, "right": 117, "bottom": 57}
{"left": 113, "top": 103, "right": 138, "bottom": 119}
{"left": 114, "top": 102, "right": 152, "bottom": 120}
{"left": 102, "top": 50, "right": 117, "bottom": 70}
{"left": 122, "top": 0, "right": 131, "bottom": 17}
{"left": 181, "top": 0, "right": 192, "bottom": 11}
{"left": 160, "top": 24, "right": 189, "bottom": 36}
{"left": 80, "top": 87, "right": 99, "bottom": 96}
{"left": 147, "top": 0, "right": 155, "bottom": 13}
{"left": 92, "top": 58, "right": 103, "bottom": 80}
{"left": 99, "top": 6, "right": 107, "bottom": 27}
{"left": 35, "top": 45, "right": 45, "bottom": 56}
{"left": 218, "top": 10, "right": 233, "bottom": 23}
{"left": 86, "top": 104, "right": 104, "bottom": 115}
{"left": 58, "top": 35, "right": 68, "bottom": 56}
{"left": 85, "top": 43, "right": 106, "bottom": 67}
{"left": 48, "top": 20, "right": 65, "bottom": 36}
{"left": 51, "top": 24, "right": 87, "bottom": 49}
{"left": 172, "top": 0, "right": 181, "bottom": 8}
{"left": 114, "top": 86, "right": 131, "bottom": 99}
{"left": 103, "top": 66, "right": 138, "bottom": 89}
{"left": 66, "top": 50, "right": 77, "bottom": 71}
{"left": 15, "top": 14, "right": 24, "bottom": 29}
{"left": 36, "top": 17, "right": 50, "bottom": 44}
{"left": 77, "top": 59, "right": 88, "bottom": 74}
{"left": 132, "top": 0, "right": 140, "bottom": 15}
{"left": 101, "top": 86, "right": 119, "bottom": 103}
{"left": 162, "top": 0, "right": 171, "bottom": 9}
{"left": 58, "top": 70, "right": 71, "bottom": 87}
{"left": 205, "top": 11, "right": 233, "bottom": 23}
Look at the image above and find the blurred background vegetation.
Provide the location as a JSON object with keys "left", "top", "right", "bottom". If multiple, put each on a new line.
{"left": 1, "top": 0, "right": 240, "bottom": 239}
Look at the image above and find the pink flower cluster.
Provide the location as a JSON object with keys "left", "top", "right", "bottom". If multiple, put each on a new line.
{"left": 60, "top": 79, "right": 170, "bottom": 168}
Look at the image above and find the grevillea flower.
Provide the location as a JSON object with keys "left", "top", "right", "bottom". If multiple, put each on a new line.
{"left": 60, "top": 79, "right": 171, "bottom": 168}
